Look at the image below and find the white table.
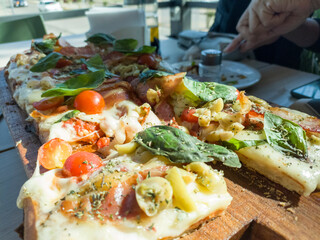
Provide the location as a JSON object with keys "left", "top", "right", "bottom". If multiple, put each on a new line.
{"left": 0, "top": 34, "right": 319, "bottom": 240}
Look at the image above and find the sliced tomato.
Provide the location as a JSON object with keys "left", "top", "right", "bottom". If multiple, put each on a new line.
{"left": 181, "top": 108, "right": 198, "bottom": 123}
{"left": 38, "top": 138, "right": 73, "bottom": 170}
{"left": 96, "top": 137, "right": 110, "bottom": 149}
{"left": 137, "top": 54, "right": 158, "bottom": 69}
{"left": 33, "top": 96, "right": 64, "bottom": 111}
{"left": 74, "top": 90, "right": 105, "bottom": 114}
{"left": 247, "top": 109, "right": 264, "bottom": 119}
{"left": 55, "top": 58, "right": 73, "bottom": 68}
{"left": 63, "top": 151, "right": 103, "bottom": 177}
{"left": 62, "top": 118, "right": 103, "bottom": 144}
{"left": 244, "top": 109, "right": 265, "bottom": 129}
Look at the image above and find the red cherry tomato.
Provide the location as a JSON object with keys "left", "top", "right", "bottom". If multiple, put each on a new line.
{"left": 180, "top": 108, "right": 198, "bottom": 123}
{"left": 137, "top": 54, "right": 158, "bottom": 69}
{"left": 33, "top": 96, "right": 64, "bottom": 111}
{"left": 74, "top": 90, "right": 105, "bottom": 114}
{"left": 96, "top": 137, "right": 110, "bottom": 149}
{"left": 55, "top": 58, "right": 73, "bottom": 68}
{"left": 63, "top": 151, "right": 103, "bottom": 177}
{"left": 38, "top": 138, "right": 73, "bottom": 170}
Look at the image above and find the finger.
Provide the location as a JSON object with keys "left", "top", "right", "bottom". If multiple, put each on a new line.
{"left": 236, "top": 9, "right": 249, "bottom": 33}
{"left": 257, "top": 1, "right": 285, "bottom": 28}
{"left": 236, "top": 11, "right": 253, "bottom": 41}
{"left": 239, "top": 40, "right": 257, "bottom": 53}
{"left": 223, "top": 35, "right": 244, "bottom": 53}
{"left": 239, "top": 31, "right": 278, "bottom": 52}
{"left": 264, "top": 11, "right": 290, "bottom": 29}
{"left": 248, "top": 1, "right": 289, "bottom": 34}
{"left": 248, "top": 4, "right": 261, "bottom": 33}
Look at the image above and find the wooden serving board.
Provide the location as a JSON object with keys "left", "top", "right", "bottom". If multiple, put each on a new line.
{"left": 1, "top": 70, "right": 319, "bottom": 240}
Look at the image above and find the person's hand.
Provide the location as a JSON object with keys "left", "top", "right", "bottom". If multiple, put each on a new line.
{"left": 224, "top": 34, "right": 279, "bottom": 53}
{"left": 224, "top": 0, "right": 318, "bottom": 53}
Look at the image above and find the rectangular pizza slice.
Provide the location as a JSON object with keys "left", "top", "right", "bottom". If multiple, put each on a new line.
{"left": 17, "top": 129, "right": 234, "bottom": 240}
{"left": 129, "top": 70, "right": 320, "bottom": 196}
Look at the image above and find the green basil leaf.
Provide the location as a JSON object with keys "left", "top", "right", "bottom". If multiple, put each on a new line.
{"left": 81, "top": 54, "right": 117, "bottom": 79}
{"left": 183, "top": 77, "right": 237, "bottom": 103}
{"left": 222, "top": 138, "right": 265, "bottom": 151}
{"left": 54, "top": 110, "right": 80, "bottom": 123}
{"left": 127, "top": 45, "right": 156, "bottom": 55}
{"left": 139, "top": 69, "right": 171, "bottom": 83}
{"left": 134, "top": 126, "right": 241, "bottom": 168}
{"left": 32, "top": 34, "right": 61, "bottom": 55}
{"left": 86, "top": 33, "right": 115, "bottom": 45}
{"left": 113, "top": 39, "right": 138, "bottom": 53}
{"left": 82, "top": 54, "right": 106, "bottom": 71}
{"left": 30, "top": 52, "right": 63, "bottom": 72}
{"left": 264, "top": 112, "right": 308, "bottom": 160}
{"left": 41, "top": 70, "right": 105, "bottom": 97}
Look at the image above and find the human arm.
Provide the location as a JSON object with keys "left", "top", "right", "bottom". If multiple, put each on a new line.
{"left": 224, "top": 0, "right": 320, "bottom": 53}
{"left": 283, "top": 18, "right": 320, "bottom": 49}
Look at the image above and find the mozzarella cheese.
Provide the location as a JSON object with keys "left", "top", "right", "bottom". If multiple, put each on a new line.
{"left": 7, "top": 61, "right": 45, "bottom": 113}
{"left": 6, "top": 52, "right": 73, "bottom": 114}
{"left": 36, "top": 100, "right": 162, "bottom": 146}
{"left": 17, "top": 153, "right": 232, "bottom": 240}
{"left": 235, "top": 130, "right": 320, "bottom": 196}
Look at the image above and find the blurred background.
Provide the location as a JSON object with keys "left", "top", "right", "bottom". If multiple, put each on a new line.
{"left": 1, "top": 0, "right": 320, "bottom": 74}
{"left": 0, "top": 0, "right": 218, "bottom": 37}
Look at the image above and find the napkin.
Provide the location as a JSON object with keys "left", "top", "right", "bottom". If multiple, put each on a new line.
{"left": 85, "top": 7, "right": 148, "bottom": 46}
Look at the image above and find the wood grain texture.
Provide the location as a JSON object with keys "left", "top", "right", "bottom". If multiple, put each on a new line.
{"left": 0, "top": 70, "right": 41, "bottom": 178}
{"left": 1, "top": 70, "right": 320, "bottom": 240}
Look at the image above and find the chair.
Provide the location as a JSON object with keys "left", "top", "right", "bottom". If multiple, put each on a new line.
{"left": 0, "top": 15, "right": 47, "bottom": 43}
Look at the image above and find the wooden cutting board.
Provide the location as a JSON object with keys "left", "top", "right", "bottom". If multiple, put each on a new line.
{"left": 1, "top": 70, "right": 319, "bottom": 240}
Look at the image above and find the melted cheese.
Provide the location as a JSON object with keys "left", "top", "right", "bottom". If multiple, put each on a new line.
{"left": 38, "top": 100, "right": 161, "bottom": 145}
{"left": 17, "top": 169, "right": 78, "bottom": 213}
{"left": 235, "top": 130, "right": 320, "bottom": 196}
{"left": 31, "top": 193, "right": 230, "bottom": 240}
{"left": 7, "top": 58, "right": 55, "bottom": 114}
{"left": 6, "top": 53, "right": 66, "bottom": 114}
{"left": 17, "top": 154, "right": 232, "bottom": 240}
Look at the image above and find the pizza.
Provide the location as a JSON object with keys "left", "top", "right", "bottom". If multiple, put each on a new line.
{"left": 18, "top": 147, "right": 233, "bottom": 240}
{"left": 3, "top": 33, "right": 320, "bottom": 239}
{"left": 136, "top": 70, "right": 320, "bottom": 196}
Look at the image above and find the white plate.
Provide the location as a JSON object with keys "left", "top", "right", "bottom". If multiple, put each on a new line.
{"left": 172, "top": 60, "right": 261, "bottom": 89}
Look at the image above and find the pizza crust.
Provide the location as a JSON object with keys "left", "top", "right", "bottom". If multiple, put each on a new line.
{"left": 177, "top": 207, "right": 226, "bottom": 240}
{"left": 237, "top": 152, "right": 306, "bottom": 195}
{"left": 16, "top": 154, "right": 232, "bottom": 240}
{"left": 21, "top": 198, "right": 227, "bottom": 240}
{"left": 23, "top": 197, "right": 38, "bottom": 240}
